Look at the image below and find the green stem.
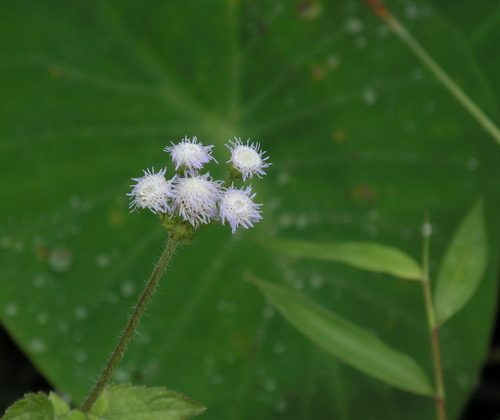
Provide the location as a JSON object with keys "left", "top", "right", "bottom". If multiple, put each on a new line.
{"left": 80, "top": 238, "right": 179, "bottom": 414}
{"left": 421, "top": 222, "right": 447, "bottom": 420}
{"left": 362, "top": 0, "right": 500, "bottom": 146}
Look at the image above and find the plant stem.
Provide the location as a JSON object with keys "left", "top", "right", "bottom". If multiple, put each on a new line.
{"left": 80, "top": 238, "right": 179, "bottom": 414}
{"left": 421, "top": 223, "right": 447, "bottom": 420}
{"left": 362, "top": 0, "right": 500, "bottom": 147}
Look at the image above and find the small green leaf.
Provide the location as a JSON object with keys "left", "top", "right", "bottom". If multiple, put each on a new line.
{"left": 261, "top": 239, "right": 423, "bottom": 280}
{"left": 88, "top": 384, "right": 206, "bottom": 420}
{"left": 2, "top": 393, "right": 54, "bottom": 420}
{"left": 254, "top": 278, "right": 433, "bottom": 396}
{"left": 434, "top": 201, "right": 488, "bottom": 325}
{"left": 59, "top": 412, "right": 86, "bottom": 420}
{"left": 47, "top": 394, "right": 86, "bottom": 420}
{"left": 48, "top": 393, "right": 70, "bottom": 417}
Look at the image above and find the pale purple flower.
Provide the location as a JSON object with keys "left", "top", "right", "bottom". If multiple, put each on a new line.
{"left": 127, "top": 168, "right": 173, "bottom": 213}
{"left": 164, "top": 136, "right": 217, "bottom": 175}
{"left": 172, "top": 173, "right": 222, "bottom": 227}
{"left": 226, "top": 137, "right": 271, "bottom": 181}
{"left": 219, "top": 186, "right": 262, "bottom": 233}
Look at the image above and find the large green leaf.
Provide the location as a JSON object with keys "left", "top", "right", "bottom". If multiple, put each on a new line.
{"left": 254, "top": 278, "right": 433, "bottom": 395}
{"left": 1, "top": 393, "right": 54, "bottom": 420}
{"left": 1, "top": 1, "right": 500, "bottom": 419}
{"left": 434, "top": 201, "right": 488, "bottom": 325}
{"left": 260, "top": 239, "right": 423, "bottom": 279}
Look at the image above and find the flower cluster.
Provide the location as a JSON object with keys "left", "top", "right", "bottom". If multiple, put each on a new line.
{"left": 128, "top": 136, "right": 271, "bottom": 237}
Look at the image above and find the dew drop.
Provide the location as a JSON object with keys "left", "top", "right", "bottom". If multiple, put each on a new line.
{"left": 404, "top": 3, "right": 419, "bottom": 18}
{"left": 5, "top": 303, "right": 19, "bottom": 317}
{"left": 139, "top": 359, "right": 160, "bottom": 379}
{"left": 295, "top": 214, "right": 309, "bottom": 230}
{"left": 96, "top": 253, "right": 111, "bottom": 269}
{"left": 309, "top": 274, "right": 325, "bottom": 290}
{"left": 404, "top": 120, "right": 416, "bottom": 132}
{"left": 211, "top": 374, "right": 223, "bottom": 385}
{"left": 36, "top": 312, "right": 49, "bottom": 325}
{"left": 421, "top": 222, "right": 433, "bottom": 237}
{"left": 33, "top": 275, "right": 48, "bottom": 289}
{"left": 29, "top": 338, "right": 47, "bottom": 355}
{"left": 69, "top": 196, "right": 92, "bottom": 212}
{"left": 277, "top": 171, "right": 291, "bottom": 186}
{"left": 69, "top": 196, "right": 83, "bottom": 209}
{"left": 120, "top": 280, "right": 135, "bottom": 298}
{"left": 48, "top": 248, "right": 72, "bottom": 273}
{"left": 113, "top": 368, "right": 131, "bottom": 383}
{"left": 363, "top": 88, "right": 377, "bottom": 105}
{"left": 135, "top": 331, "right": 152, "bottom": 345}
{"left": 273, "top": 341, "right": 286, "bottom": 354}
{"left": 466, "top": 157, "right": 479, "bottom": 171}
{"left": 74, "top": 350, "right": 88, "bottom": 363}
{"left": 264, "top": 378, "right": 277, "bottom": 392}
{"left": 345, "top": 17, "right": 363, "bottom": 34}
{"left": 74, "top": 306, "right": 88, "bottom": 321}
{"left": 455, "top": 372, "right": 471, "bottom": 390}
{"left": 325, "top": 54, "right": 339, "bottom": 70}
{"left": 274, "top": 398, "right": 288, "bottom": 413}
{"left": 278, "top": 213, "right": 293, "bottom": 228}
{"left": 425, "top": 101, "right": 436, "bottom": 113}
{"left": 411, "top": 68, "right": 424, "bottom": 81}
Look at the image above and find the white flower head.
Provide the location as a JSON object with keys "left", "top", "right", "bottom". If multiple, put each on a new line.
{"left": 164, "top": 136, "right": 217, "bottom": 175}
{"left": 172, "top": 173, "right": 222, "bottom": 227}
{"left": 127, "top": 168, "right": 174, "bottom": 214}
{"left": 220, "top": 186, "right": 262, "bottom": 233}
{"left": 226, "top": 137, "right": 271, "bottom": 181}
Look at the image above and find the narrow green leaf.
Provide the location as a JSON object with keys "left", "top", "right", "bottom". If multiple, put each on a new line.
{"left": 261, "top": 239, "right": 423, "bottom": 280}
{"left": 88, "top": 384, "right": 206, "bottom": 420}
{"left": 2, "top": 393, "right": 54, "bottom": 420}
{"left": 254, "top": 278, "right": 434, "bottom": 396}
{"left": 434, "top": 201, "right": 488, "bottom": 325}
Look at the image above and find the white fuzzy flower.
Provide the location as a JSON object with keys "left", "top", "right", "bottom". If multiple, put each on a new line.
{"left": 219, "top": 186, "right": 262, "bottom": 233}
{"left": 127, "top": 168, "right": 173, "bottom": 214}
{"left": 226, "top": 137, "right": 271, "bottom": 181}
{"left": 164, "top": 136, "right": 217, "bottom": 175}
{"left": 172, "top": 173, "right": 222, "bottom": 227}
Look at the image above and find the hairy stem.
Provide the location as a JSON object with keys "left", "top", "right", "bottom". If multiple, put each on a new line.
{"left": 81, "top": 238, "right": 179, "bottom": 414}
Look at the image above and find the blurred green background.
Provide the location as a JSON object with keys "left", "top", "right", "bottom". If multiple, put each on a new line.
{"left": 1, "top": 1, "right": 500, "bottom": 419}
